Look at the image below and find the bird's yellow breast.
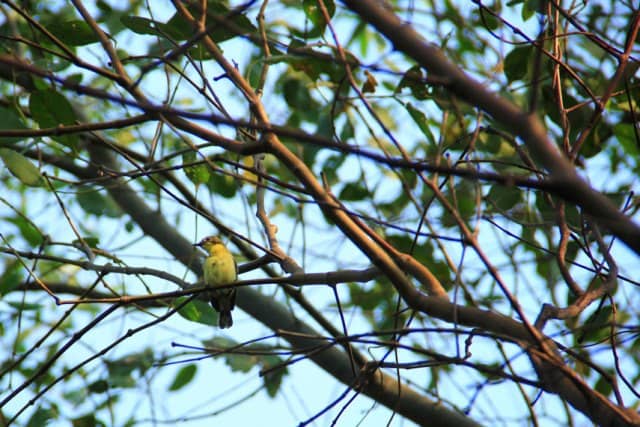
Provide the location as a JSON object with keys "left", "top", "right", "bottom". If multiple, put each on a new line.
{"left": 203, "top": 244, "right": 237, "bottom": 286}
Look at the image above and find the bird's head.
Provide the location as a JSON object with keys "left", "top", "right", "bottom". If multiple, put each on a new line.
{"left": 194, "top": 236, "right": 223, "bottom": 251}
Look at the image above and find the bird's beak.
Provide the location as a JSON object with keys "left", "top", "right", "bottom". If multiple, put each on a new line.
{"left": 193, "top": 242, "right": 201, "bottom": 247}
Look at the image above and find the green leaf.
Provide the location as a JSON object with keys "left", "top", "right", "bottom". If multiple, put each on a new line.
{"left": 396, "top": 66, "right": 430, "bottom": 100}
{"left": 7, "top": 301, "right": 42, "bottom": 310}
{"left": 29, "top": 89, "right": 76, "bottom": 127}
{"left": 441, "top": 181, "right": 476, "bottom": 227}
{"left": 300, "top": 0, "right": 335, "bottom": 38}
{"left": 541, "top": 85, "right": 590, "bottom": 131}
{"left": 316, "top": 111, "right": 334, "bottom": 140}
{"left": 169, "top": 364, "right": 197, "bottom": 391}
{"left": 522, "top": 0, "right": 540, "bottom": 21}
{"left": 348, "top": 282, "right": 381, "bottom": 311}
{"left": 26, "top": 406, "right": 57, "bottom": 427}
{"left": 72, "top": 236, "right": 100, "bottom": 249}
{"left": 6, "top": 215, "right": 44, "bottom": 246}
{"left": 47, "top": 20, "right": 101, "bottom": 46}
{"left": 477, "top": 7, "right": 500, "bottom": 31}
{"left": 203, "top": 337, "right": 257, "bottom": 373}
{"left": 0, "top": 260, "right": 26, "bottom": 295}
{"left": 29, "top": 89, "right": 79, "bottom": 147}
{"left": 107, "top": 349, "right": 155, "bottom": 387}
{"left": 579, "top": 121, "right": 611, "bottom": 158}
{"left": 613, "top": 123, "right": 639, "bottom": 157}
{"left": 182, "top": 152, "right": 211, "bottom": 186}
{"left": 475, "top": 362, "right": 504, "bottom": 380}
{"left": 282, "top": 75, "right": 313, "bottom": 110}
{"left": 504, "top": 45, "right": 533, "bottom": 83}
{"left": 120, "top": 16, "right": 163, "bottom": 36}
{"left": 72, "top": 413, "right": 105, "bottom": 427}
{"left": 405, "top": 103, "right": 436, "bottom": 145}
{"left": 321, "top": 154, "right": 346, "bottom": 185}
{"left": 76, "top": 186, "right": 122, "bottom": 217}
{"left": 226, "top": 353, "right": 257, "bottom": 373}
{"left": 479, "top": 131, "right": 516, "bottom": 157}
{"left": 88, "top": 380, "right": 109, "bottom": 393}
{"left": 339, "top": 117, "right": 355, "bottom": 142}
{"left": 563, "top": 203, "right": 581, "bottom": 229}
{"left": 386, "top": 234, "right": 415, "bottom": 254}
{"left": 303, "top": 0, "right": 335, "bottom": 25}
{"left": 579, "top": 305, "right": 613, "bottom": 343}
{"left": 285, "top": 41, "right": 346, "bottom": 81}
{"left": 175, "top": 297, "right": 217, "bottom": 326}
{"left": 164, "top": 3, "right": 257, "bottom": 44}
{"left": 262, "top": 355, "right": 287, "bottom": 398}
{"left": 486, "top": 184, "right": 522, "bottom": 211}
{"left": 594, "top": 374, "right": 613, "bottom": 397}
{"left": 201, "top": 336, "right": 287, "bottom": 397}
{"left": 63, "top": 387, "right": 88, "bottom": 406}
{"left": 398, "top": 167, "right": 418, "bottom": 190}
{"left": 339, "top": 181, "right": 370, "bottom": 201}
{"left": 176, "top": 298, "right": 204, "bottom": 322}
{"left": 0, "top": 148, "right": 44, "bottom": 187}
{"left": 0, "top": 106, "right": 28, "bottom": 144}
{"left": 205, "top": 7, "right": 256, "bottom": 43}
{"left": 208, "top": 170, "right": 237, "bottom": 198}
{"left": 534, "top": 192, "right": 556, "bottom": 222}
{"left": 96, "top": 0, "right": 113, "bottom": 13}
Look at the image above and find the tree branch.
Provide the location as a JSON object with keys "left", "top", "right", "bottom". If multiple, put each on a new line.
{"left": 340, "top": 0, "right": 640, "bottom": 256}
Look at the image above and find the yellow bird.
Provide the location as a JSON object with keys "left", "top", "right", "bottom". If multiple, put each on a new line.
{"left": 193, "top": 236, "right": 238, "bottom": 328}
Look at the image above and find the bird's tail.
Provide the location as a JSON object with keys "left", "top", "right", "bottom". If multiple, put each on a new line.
{"left": 218, "top": 310, "right": 233, "bottom": 328}
{"left": 210, "top": 288, "right": 236, "bottom": 329}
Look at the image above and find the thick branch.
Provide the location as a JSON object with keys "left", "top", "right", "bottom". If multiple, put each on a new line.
{"left": 339, "top": 2, "right": 640, "bottom": 425}
{"left": 340, "top": 0, "right": 640, "bottom": 256}
{"left": 84, "top": 142, "right": 480, "bottom": 427}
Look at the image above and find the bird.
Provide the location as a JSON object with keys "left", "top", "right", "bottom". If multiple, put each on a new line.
{"left": 193, "top": 236, "right": 238, "bottom": 328}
